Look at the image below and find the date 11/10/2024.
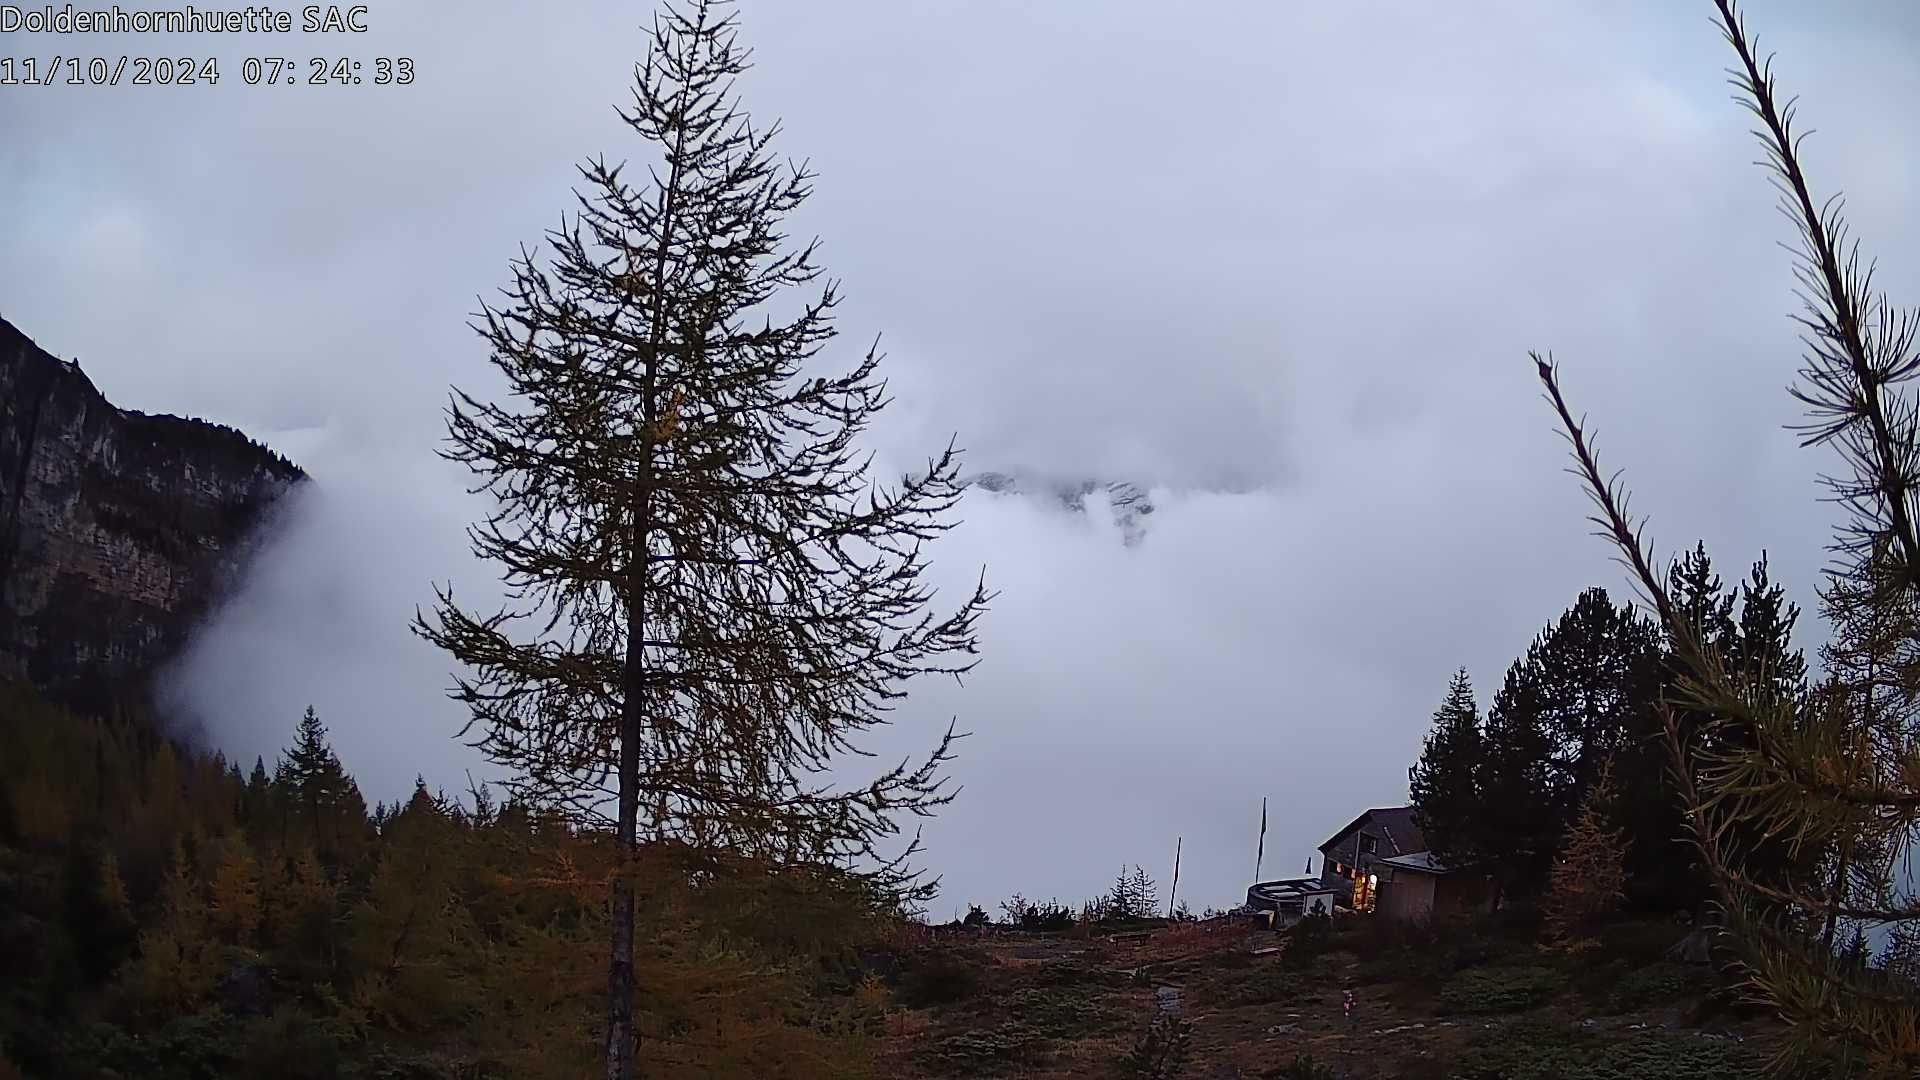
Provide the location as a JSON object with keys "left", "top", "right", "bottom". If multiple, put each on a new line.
{"left": 0, "top": 55, "right": 414, "bottom": 86}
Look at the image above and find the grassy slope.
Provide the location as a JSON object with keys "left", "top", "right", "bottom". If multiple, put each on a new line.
{"left": 877, "top": 913, "right": 1781, "bottom": 1079}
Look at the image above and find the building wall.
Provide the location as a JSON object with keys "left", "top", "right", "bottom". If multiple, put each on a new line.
{"left": 1378, "top": 870, "right": 1495, "bottom": 922}
{"left": 1317, "top": 819, "right": 1396, "bottom": 907}
{"left": 1378, "top": 870, "right": 1438, "bottom": 922}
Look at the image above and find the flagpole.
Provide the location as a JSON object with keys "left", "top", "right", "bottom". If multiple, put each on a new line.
{"left": 1168, "top": 836, "right": 1182, "bottom": 918}
{"left": 1254, "top": 796, "right": 1267, "bottom": 882}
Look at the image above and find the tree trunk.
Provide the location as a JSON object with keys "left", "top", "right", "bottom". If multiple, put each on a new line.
{"left": 608, "top": 350, "right": 662, "bottom": 1079}
{"left": 607, "top": 497, "right": 651, "bottom": 1079}
{"left": 605, "top": 679, "right": 640, "bottom": 1080}
{"left": 607, "top": 61, "right": 680, "bottom": 1074}
{"left": 607, "top": 482, "right": 652, "bottom": 1079}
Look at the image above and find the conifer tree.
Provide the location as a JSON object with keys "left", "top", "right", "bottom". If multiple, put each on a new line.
{"left": 1479, "top": 659, "right": 1556, "bottom": 902}
{"left": 1108, "top": 866, "right": 1138, "bottom": 921}
{"left": 1881, "top": 921, "right": 1920, "bottom": 987}
{"left": 1616, "top": 543, "right": 1735, "bottom": 911}
{"left": 276, "top": 706, "right": 367, "bottom": 864}
{"left": 1544, "top": 762, "right": 1628, "bottom": 950}
{"left": 1525, "top": 589, "right": 1663, "bottom": 816}
{"left": 268, "top": 847, "right": 343, "bottom": 987}
{"left": 121, "top": 843, "right": 217, "bottom": 1016}
{"left": 1129, "top": 865, "right": 1158, "bottom": 920}
{"left": 1668, "top": 544, "right": 1738, "bottom": 655}
{"left": 1475, "top": 589, "right": 1660, "bottom": 899}
{"left": 1536, "top": 1, "right": 1920, "bottom": 1066}
{"left": 208, "top": 844, "right": 262, "bottom": 944}
{"left": 1100, "top": 865, "right": 1159, "bottom": 923}
{"left": 413, "top": 4, "right": 988, "bottom": 1074}
{"left": 242, "top": 756, "right": 270, "bottom": 819}
{"left": 1728, "top": 554, "right": 1807, "bottom": 700}
{"left": 1408, "top": 668, "right": 1484, "bottom": 867}
{"left": 61, "top": 841, "right": 137, "bottom": 979}
{"left": 349, "top": 782, "right": 476, "bottom": 1031}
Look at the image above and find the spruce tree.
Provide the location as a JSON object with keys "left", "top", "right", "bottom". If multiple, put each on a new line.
{"left": 1718, "top": 555, "right": 1820, "bottom": 919}
{"left": 1728, "top": 554, "right": 1807, "bottom": 700}
{"left": 276, "top": 706, "right": 366, "bottom": 864}
{"left": 1408, "top": 668, "right": 1484, "bottom": 867}
{"left": 1668, "top": 543, "right": 1737, "bottom": 654}
{"left": 413, "top": 4, "right": 988, "bottom": 1075}
{"left": 1612, "top": 543, "right": 1735, "bottom": 913}
{"left": 1479, "top": 658, "right": 1556, "bottom": 902}
{"left": 1129, "top": 865, "right": 1158, "bottom": 920}
{"left": 1882, "top": 922, "right": 1920, "bottom": 986}
{"left": 1108, "top": 866, "right": 1136, "bottom": 921}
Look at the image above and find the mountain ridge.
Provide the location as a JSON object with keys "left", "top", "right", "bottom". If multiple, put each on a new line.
{"left": 963, "top": 468, "right": 1156, "bottom": 545}
{"left": 0, "top": 315, "right": 305, "bottom": 714}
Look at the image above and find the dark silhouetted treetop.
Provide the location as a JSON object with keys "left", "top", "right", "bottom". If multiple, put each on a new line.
{"left": 1409, "top": 668, "right": 1485, "bottom": 869}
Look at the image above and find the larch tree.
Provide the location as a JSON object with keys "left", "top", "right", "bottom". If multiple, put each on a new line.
{"left": 1408, "top": 668, "right": 1486, "bottom": 868}
{"left": 1535, "top": 0, "right": 1920, "bottom": 1069}
{"left": 412, "top": 3, "right": 989, "bottom": 1076}
{"left": 1543, "top": 761, "right": 1628, "bottom": 950}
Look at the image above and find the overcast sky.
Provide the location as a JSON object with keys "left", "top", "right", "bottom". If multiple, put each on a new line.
{"left": 3, "top": 1, "right": 1918, "bottom": 915}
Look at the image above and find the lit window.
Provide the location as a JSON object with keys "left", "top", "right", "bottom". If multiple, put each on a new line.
{"left": 1354, "top": 871, "right": 1379, "bottom": 912}
{"left": 1360, "top": 836, "right": 1378, "bottom": 855}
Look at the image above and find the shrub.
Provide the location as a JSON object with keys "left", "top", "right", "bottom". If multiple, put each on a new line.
{"left": 1024, "top": 903, "right": 1076, "bottom": 932}
{"left": 998, "top": 895, "right": 1076, "bottom": 933}
{"left": 1273, "top": 1052, "right": 1339, "bottom": 1080}
{"left": 1124, "top": 1013, "right": 1191, "bottom": 1079}
{"left": 1436, "top": 966, "right": 1566, "bottom": 1015}
{"left": 920, "top": 1025, "right": 1045, "bottom": 1076}
{"left": 1208, "top": 946, "right": 1254, "bottom": 971}
{"left": 1197, "top": 963, "right": 1323, "bottom": 1008}
{"left": 232, "top": 1009, "right": 343, "bottom": 1080}
{"left": 1288, "top": 907, "right": 1333, "bottom": 957}
{"left": 1012, "top": 959, "right": 1130, "bottom": 991}
{"left": 1450, "top": 1021, "right": 1764, "bottom": 1080}
{"left": 1603, "top": 961, "right": 1711, "bottom": 1013}
{"left": 896, "top": 946, "right": 984, "bottom": 1008}
{"left": 1346, "top": 914, "right": 1498, "bottom": 985}
{"left": 1592, "top": 918, "right": 1688, "bottom": 965}
{"left": 1001, "top": 986, "right": 1127, "bottom": 1037}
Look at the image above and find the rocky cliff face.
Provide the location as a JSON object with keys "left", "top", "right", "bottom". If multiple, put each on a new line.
{"left": 965, "top": 469, "right": 1156, "bottom": 545}
{"left": 0, "top": 317, "right": 305, "bottom": 713}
